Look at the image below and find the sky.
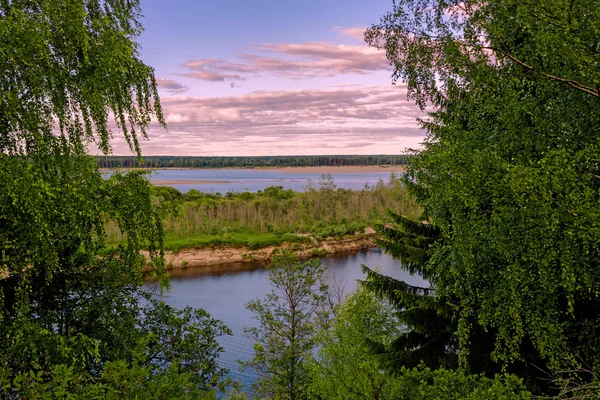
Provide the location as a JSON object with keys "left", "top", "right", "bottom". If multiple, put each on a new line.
{"left": 115, "top": 0, "right": 427, "bottom": 156}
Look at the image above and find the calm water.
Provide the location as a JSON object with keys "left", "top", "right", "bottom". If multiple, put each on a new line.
{"left": 147, "top": 169, "right": 401, "bottom": 193}
{"left": 146, "top": 248, "right": 427, "bottom": 389}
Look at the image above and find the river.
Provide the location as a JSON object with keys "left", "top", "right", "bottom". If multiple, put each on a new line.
{"left": 146, "top": 248, "right": 427, "bottom": 390}
{"left": 144, "top": 168, "right": 402, "bottom": 193}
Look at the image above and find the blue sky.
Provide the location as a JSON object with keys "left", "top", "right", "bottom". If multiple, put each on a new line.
{"left": 116, "top": 0, "right": 426, "bottom": 156}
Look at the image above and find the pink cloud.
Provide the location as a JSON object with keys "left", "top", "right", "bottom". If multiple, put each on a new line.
{"left": 178, "top": 70, "right": 245, "bottom": 82}
{"left": 156, "top": 78, "right": 187, "bottom": 93}
{"left": 106, "top": 85, "right": 427, "bottom": 156}
{"left": 179, "top": 38, "right": 389, "bottom": 81}
{"left": 332, "top": 26, "right": 367, "bottom": 40}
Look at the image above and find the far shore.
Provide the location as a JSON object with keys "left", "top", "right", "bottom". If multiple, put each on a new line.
{"left": 100, "top": 165, "right": 405, "bottom": 174}
{"left": 261, "top": 165, "right": 405, "bottom": 173}
{"left": 152, "top": 179, "right": 231, "bottom": 185}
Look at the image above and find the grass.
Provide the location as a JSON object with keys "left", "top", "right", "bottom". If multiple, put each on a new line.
{"left": 106, "top": 174, "right": 421, "bottom": 251}
{"left": 163, "top": 232, "right": 312, "bottom": 253}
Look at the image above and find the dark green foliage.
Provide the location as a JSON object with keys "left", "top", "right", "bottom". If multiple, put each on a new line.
{"left": 152, "top": 185, "right": 185, "bottom": 203}
{"left": 96, "top": 155, "right": 412, "bottom": 169}
{"left": 362, "top": 269, "right": 456, "bottom": 371}
{"left": 0, "top": 154, "right": 230, "bottom": 396}
{"left": 375, "top": 213, "right": 439, "bottom": 276}
{"left": 366, "top": 0, "right": 600, "bottom": 394}
{"left": 138, "top": 298, "right": 232, "bottom": 393}
{"left": 363, "top": 214, "right": 457, "bottom": 371}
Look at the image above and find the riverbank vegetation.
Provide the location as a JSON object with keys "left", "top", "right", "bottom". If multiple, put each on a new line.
{"left": 105, "top": 174, "right": 421, "bottom": 252}
{"left": 236, "top": 252, "right": 531, "bottom": 400}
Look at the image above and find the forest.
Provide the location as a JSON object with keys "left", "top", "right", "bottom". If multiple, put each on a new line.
{"left": 95, "top": 155, "right": 411, "bottom": 169}
{"left": 1, "top": 0, "right": 600, "bottom": 399}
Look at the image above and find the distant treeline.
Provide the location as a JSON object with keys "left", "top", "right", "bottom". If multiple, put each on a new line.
{"left": 95, "top": 155, "right": 412, "bottom": 169}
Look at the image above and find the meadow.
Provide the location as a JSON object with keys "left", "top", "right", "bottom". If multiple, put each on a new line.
{"left": 106, "top": 173, "right": 421, "bottom": 251}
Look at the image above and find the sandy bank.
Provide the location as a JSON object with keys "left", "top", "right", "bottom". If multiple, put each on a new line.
{"left": 145, "top": 229, "right": 378, "bottom": 273}
{"left": 152, "top": 179, "right": 230, "bottom": 185}
{"left": 101, "top": 165, "right": 405, "bottom": 174}
{"left": 262, "top": 165, "right": 405, "bottom": 174}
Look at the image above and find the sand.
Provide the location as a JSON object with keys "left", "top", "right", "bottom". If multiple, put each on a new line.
{"left": 152, "top": 179, "right": 231, "bottom": 185}
{"left": 262, "top": 165, "right": 405, "bottom": 174}
{"left": 143, "top": 228, "right": 378, "bottom": 274}
{"left": 102, "top": 165, "right": 405, "bottom": 174}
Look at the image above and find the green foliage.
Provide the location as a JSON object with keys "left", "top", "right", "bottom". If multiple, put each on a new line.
{"left": 138, "top": 298, "right": 232, "bottom": 393}
{"left": 107, "top": 175, "right": 421, "bottom": 250}
{"left": 366, "top": 0, "right": 600, "bottom": 108}
{"left": 241, "top": 250, "right": 330, "bottom": 400}
{"left": 162, "top": 232, "right": 311, "bottom": 252}
{"left": 308, "top": 287, "right": 403, "bottom": 400}
{"left": 152, "top": 185, "right": 185, "bottom": 203}
{"left": 0, "top": 0, "right": 164, "bottom": 156}
{"left": 0, "top": 0, "right": 231, "bottom": 397}
{"left": 368, "top": 0, "right": 600, "bottom": 392}
{"left": 306, "top": 282, "right": 530, "bottom": 400}
{"left": 0, "top": 356, "right": 217, "bottom": 399}
{"left": 361, "top": 266, "right": 458, "bottom": 372}
{"left": 393, "top": 367, "right": 531, "bottom": 400}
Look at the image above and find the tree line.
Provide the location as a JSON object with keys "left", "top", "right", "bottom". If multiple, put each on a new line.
{"left": 95, "top": 155, "right": 411, "bottom": 169}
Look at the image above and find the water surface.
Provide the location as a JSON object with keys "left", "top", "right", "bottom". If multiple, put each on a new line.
{"left": 148, "top": 248, "right": 427, "bottom": 389}
{"left": 147, "top": 169, "right": 401, "bottom": 193}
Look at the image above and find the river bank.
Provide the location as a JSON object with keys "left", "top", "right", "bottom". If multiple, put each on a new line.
{"left": 101, "top": 165, "right": 405, "bottom": 174}
{"left": 147, "top": 229, "right": 378, "bottom": 273}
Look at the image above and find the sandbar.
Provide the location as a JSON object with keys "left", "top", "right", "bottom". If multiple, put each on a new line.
{"left": 152, "top": 179, "right": 231, "bottom": 185}
{"left": 260, "top": 165, "right": 405, "bottom": 174}
{"left": 101, "top": 165, "right": 405, "bottom": 174}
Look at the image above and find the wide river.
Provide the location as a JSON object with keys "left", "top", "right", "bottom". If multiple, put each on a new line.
{"left": 146, "top": 248, "right": 427, "bottom": 390}
{"left": 145, "top": 168, "right": 402, "bottom": 193}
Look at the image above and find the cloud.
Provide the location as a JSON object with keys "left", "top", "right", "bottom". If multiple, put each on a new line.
{"left": 156, "top": 78, "right": 187, "bottom": 93}
{"left": 179, "top": 38, "right": 389, "bottom": 81}
{"left": 103, "top": 27, "right": 427, "bottom": 155}
{"left": 332, "top": 26, "right": 367, "bottom": 40}
{"left": 178, "top": 70, "right": 244, "bottom": 82}
{"left": 107, "top": 84, "right": 427, "bottom": 156}
{"left": 178, "top": 59, "right": 251, "bottom": 81}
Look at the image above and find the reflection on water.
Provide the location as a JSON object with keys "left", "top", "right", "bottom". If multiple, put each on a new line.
{"left": 146, "top": 247, "right": 428, "bottom": 390}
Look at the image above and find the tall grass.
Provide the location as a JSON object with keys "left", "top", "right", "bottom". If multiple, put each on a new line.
{"left": 106, "top": 174, "right": 421, "bottom": 249}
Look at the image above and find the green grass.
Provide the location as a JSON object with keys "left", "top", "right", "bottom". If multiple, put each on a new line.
{"left": 106, "top": 174, "right": 422, "bottom": 252}
{"left": 163, "top": 232, "right": 312, "bottom": 253}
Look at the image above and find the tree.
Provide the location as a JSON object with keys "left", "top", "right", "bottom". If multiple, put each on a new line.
{"left": 362, "top": 214, "right": 459, "bottom": 371}
{"left": 241, "top": 250, "right": 329, "bottom": 400}
{"left": 366, "top": 0, "right": 600, "bottom": 389}
{"left": 308, "top": 286, "right": 403, "bottom": 400}
{"left": 306, "top": 274, "right": 530, "bottom": 400}
{"left": 0, "top": 0, "right": 229, "bottom": 396}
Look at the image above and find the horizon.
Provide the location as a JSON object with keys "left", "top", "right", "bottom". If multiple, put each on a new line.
{"left": 95, "top": 153, "right": 412, "bottom": 157}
